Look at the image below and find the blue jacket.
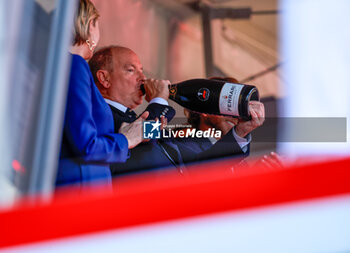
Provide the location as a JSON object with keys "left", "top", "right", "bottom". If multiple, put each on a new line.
{"left": 56, "top": 54, "right": 129, "bottom": 187}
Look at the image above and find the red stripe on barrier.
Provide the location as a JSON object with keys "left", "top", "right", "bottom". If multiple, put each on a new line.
{"left": 0, "top": 157, "right": 350, "bottom": 248}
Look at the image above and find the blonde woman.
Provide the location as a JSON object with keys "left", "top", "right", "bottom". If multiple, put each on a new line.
{"left": 57, "top": 0, "right": 147, "bottom": 187}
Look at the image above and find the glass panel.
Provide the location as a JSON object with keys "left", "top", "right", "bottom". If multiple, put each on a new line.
{"left": 0, "top": 0, "right": 76, "bottom": 208}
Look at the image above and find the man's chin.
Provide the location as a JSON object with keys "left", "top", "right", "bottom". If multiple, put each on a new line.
{"left": 134, "top": 99, "right": 143, "bottom": 107}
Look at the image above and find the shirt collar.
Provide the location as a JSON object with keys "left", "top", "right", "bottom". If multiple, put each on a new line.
{"left": 104, "top": 98, "right": 128, "bottom": 113}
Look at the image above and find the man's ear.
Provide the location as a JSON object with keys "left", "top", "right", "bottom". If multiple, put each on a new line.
{"left": 96, "top": 70, "right": 111, "bottom": 88}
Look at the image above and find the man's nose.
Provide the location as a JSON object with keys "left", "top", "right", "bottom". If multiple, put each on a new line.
{"left": 138, "top": 72, "right": 146, "bottom": 81}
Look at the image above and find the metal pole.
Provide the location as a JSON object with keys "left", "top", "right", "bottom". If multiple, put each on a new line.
{"left": 201, "top": 5, "right": 214, "bottom": 77}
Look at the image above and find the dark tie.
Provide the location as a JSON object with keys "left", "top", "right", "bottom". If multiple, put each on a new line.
{"left": 125, "top": 108, "right": 137, "bottom": 121}
{"left": 157, "top": 140, "right": 186, "bottom": 174}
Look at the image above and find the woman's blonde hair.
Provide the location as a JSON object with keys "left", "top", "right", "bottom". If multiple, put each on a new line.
{"left": 73, "top": 0, "right": 100, "bottom": 45}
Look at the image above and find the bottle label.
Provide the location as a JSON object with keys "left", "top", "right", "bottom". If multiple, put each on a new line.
{"left": 219, "top": 82, "right": 243, "bottom": 116}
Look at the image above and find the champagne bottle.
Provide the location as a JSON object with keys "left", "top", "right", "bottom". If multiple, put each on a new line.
{"left": 141, "top": 78, "right": 259, "bottom": 120}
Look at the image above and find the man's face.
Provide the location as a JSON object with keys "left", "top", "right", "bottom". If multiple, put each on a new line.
{"left": 108, "top": 49, "right": 145, "bottom": 109}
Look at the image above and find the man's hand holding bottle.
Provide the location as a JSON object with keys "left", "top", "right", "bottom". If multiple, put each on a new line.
{"left": 235, "top": 101, "right": 265, "bottom": 138}
{"left": 143, "top": 78, "right": 170, "bottom": 102}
